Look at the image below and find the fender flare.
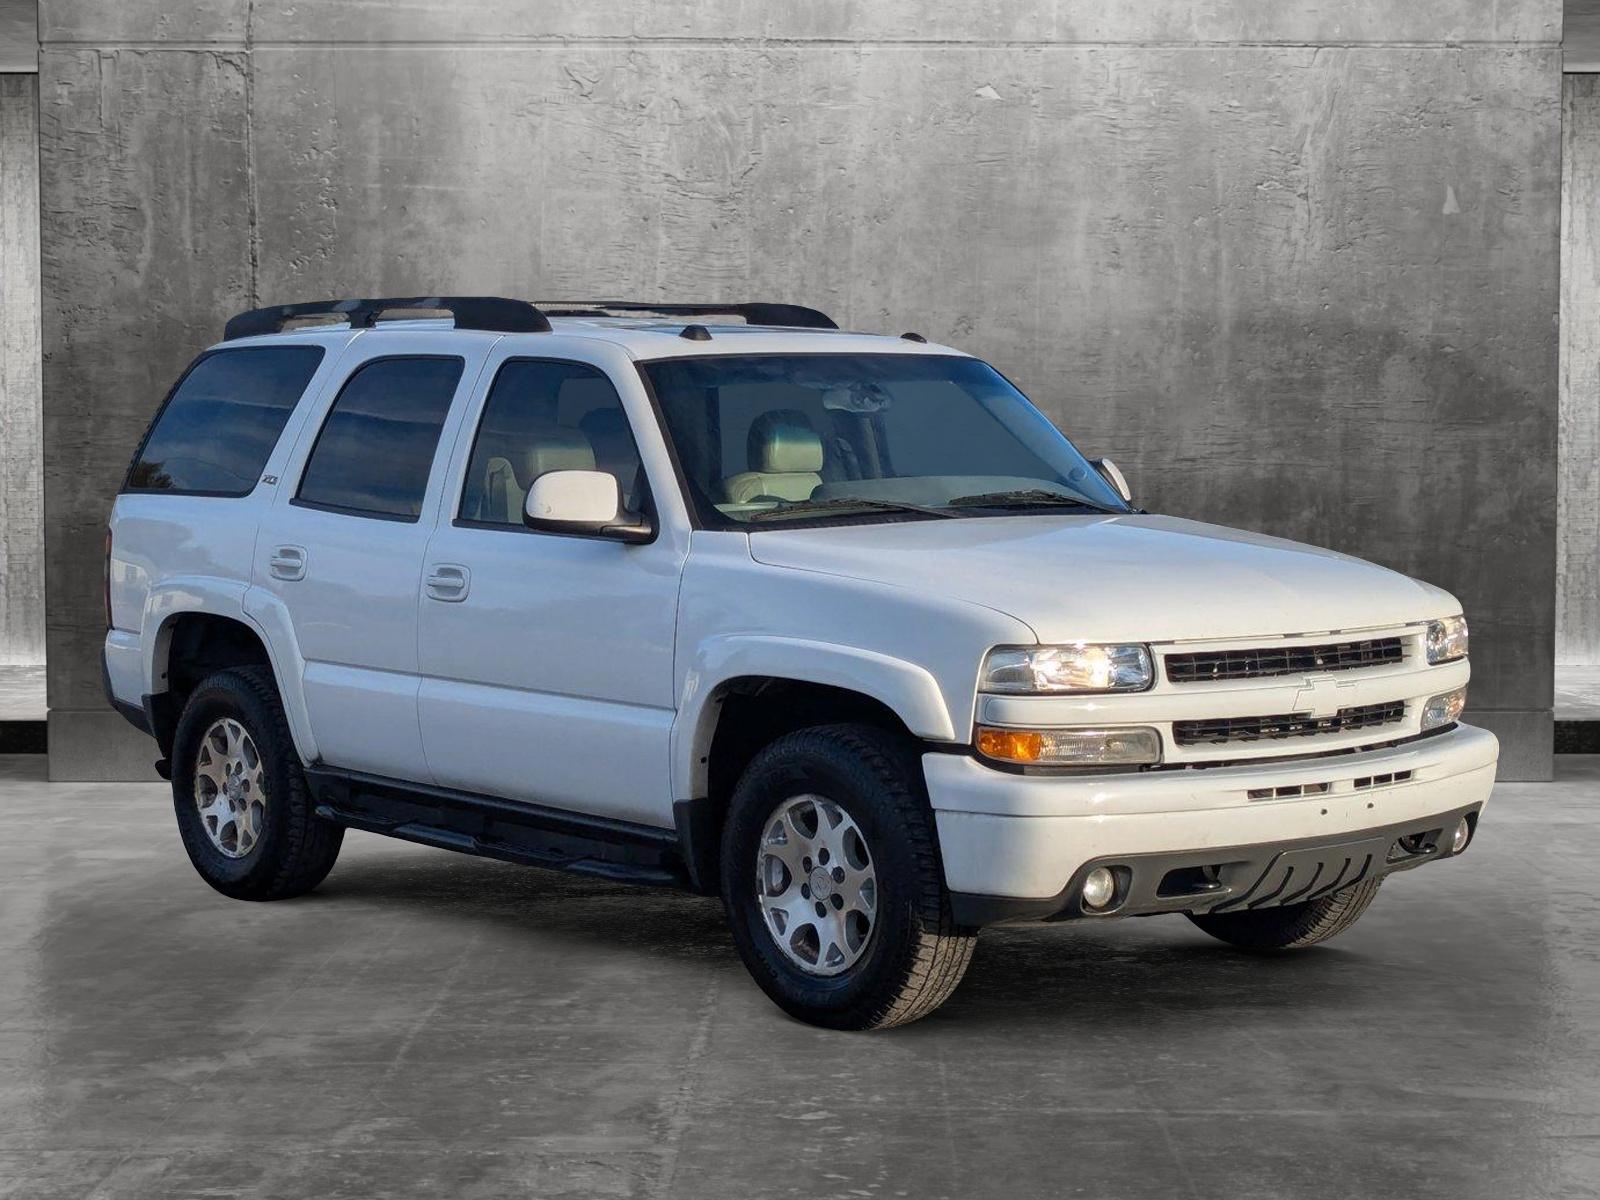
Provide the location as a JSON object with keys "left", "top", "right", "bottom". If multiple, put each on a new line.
{"left": 143, "top": 579, "right": 320, "bottom": 764}
{"left": 672, "top": 634, "right": 958, "bottom": 802}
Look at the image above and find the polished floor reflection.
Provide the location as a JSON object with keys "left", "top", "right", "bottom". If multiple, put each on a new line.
{"left": 1, "top": 755, "right": 1596, "bottom": 1199}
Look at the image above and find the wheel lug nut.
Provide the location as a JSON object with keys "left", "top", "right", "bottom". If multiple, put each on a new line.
{"left": 815, "top": 902, "right": 827, "bottom": 918}
{"left": 802, "top": 857, "right": 812, "bottom": 871}
{"left": 832, "top": 866, "right": 845, "bottom": 883}
{"left": 818, "top": 848, "right": 829, "bottom": 865}
{"left": 831, "top": 894, "right": 844, "bottom": 910}
{"left": 801, "top": 884, "right": 810, "bottom": 899}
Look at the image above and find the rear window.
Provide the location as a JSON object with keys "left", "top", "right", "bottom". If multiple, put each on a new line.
{"left": 126, "top": 346, "right": 326, "bottom": 496}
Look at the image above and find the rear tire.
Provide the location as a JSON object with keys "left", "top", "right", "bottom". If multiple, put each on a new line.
{"left": 720, "top": 724, "right": 975, "bottom": 1030}
{"left": 1186, "top": 878, "right": 1381, "bottom": 950}
{"left": 170, "top": 666, "right": 343, "bottom": 901}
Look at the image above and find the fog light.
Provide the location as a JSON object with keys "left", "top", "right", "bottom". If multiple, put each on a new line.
{"left": 1421, "top": 685, "right": 1467, "bottom": 731}
{"left": 1082, "top": 866, "right": 1118, "bottom": 911}
{"left": 1450, "top": 817, "right": 1471, "bottom": 854}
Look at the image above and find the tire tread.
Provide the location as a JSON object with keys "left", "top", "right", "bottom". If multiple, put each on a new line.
{"left": 1187, "top": 877, "right": 1382, "bottom": 950}
{"left": 726, "top": 723, "right": 975, "bottom": 1030}
{"left": 173, "top": 666, "right": 342, "bottom": 901}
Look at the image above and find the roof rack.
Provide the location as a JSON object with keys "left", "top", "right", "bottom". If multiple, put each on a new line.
{"left": 222, "top": 296, "right": 838, "bottom": 341}
{"left": 536, "top": 301, "right": 838, "bottom": 330}
{"left": 223, "top": 296, "right": 551, "bottom": 341}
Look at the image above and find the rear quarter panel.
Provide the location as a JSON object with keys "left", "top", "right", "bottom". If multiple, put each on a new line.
{"left": 106, "top": 333, "right": 356, "bottom": 750}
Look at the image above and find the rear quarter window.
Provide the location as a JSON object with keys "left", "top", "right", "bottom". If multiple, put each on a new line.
{"left": 125, "top": 346, "right": 326, "bottom": 496}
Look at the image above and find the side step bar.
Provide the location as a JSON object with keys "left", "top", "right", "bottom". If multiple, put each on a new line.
{"left": 305, "top": 767, "right": 692, "bottom": 890}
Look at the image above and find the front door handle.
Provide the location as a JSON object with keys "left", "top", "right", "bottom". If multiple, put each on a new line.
{"left": 269, "top": 545, "right": 307, "bottom": 581}
{"left": 425, "top": 563, "right": 471, "bottom": 602}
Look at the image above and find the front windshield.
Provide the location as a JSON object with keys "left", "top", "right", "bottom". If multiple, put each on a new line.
{"left": 640, "top": 353, "right": 1131, "bottom": 527}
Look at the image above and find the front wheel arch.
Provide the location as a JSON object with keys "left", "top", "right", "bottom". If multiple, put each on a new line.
{"left": 674, "top": 636, "right": 961, "bottom": 806}
{"left": 675, "top": 678, "right": 941, "bottom": 895}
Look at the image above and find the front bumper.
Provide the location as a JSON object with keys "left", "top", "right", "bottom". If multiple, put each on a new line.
{"left": 925, "top": 722, "right": 1497, "bottom": 926}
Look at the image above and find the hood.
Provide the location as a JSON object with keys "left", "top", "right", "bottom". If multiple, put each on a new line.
{"left": 747, "top": 514, "right": 1455, "bottom": 643}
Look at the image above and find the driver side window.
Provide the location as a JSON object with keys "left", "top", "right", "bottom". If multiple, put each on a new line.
{"left": 458, "top": 359, "right": 644, "bottom": 528}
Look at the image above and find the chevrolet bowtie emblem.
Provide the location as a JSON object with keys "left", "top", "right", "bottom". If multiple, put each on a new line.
{"left": 1292, "top": 674, "right": 1356, "bottom": 719}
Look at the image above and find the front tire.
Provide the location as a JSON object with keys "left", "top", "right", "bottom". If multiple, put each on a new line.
{"left": 170, "top": 667, "right": 343, "bottom": 901}
{"left": 1186, "top": 878, "right": 1382, "bottom": 950}
{"left": 720, "top": 724, "right": 975, "bottom": 1030}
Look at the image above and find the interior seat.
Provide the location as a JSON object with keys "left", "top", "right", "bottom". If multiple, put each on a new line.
{"left": 579, "top": 407, "right": 644, "bottom": 511}
{"left": 475, "top": 426, "right": 596, "bottom": 524}
{"left": 722, "top": 409, "right": 824, "bottom": 504}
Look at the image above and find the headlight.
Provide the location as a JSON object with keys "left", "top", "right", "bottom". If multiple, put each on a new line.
{"left": 1426, "top": 615, "right": 1468, "bottom": 664}
{"left": 1421, "top": 686, "right": 1467, "bottom": 731}
{"left": 975, "top": 725, "right": 1163, "bottom": 767}
{"left": 981, "top": 644, "right": 1153, "bottom": 694}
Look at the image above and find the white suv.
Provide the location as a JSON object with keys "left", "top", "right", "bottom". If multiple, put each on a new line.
{"left": 104, "top": 296, "right": 1497, "bottom": 1029}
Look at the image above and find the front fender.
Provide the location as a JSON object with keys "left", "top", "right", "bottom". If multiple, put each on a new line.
{"left": 672, "top": 633, "right": 957, "bottom": 802}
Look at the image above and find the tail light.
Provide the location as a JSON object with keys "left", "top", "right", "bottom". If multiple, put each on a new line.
{"left": 104, "top": 526, "right": 114, "bottom": 629}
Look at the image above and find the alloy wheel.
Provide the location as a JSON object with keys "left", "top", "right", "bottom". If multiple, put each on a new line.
{"left": 193, "top": 717, "right": 266, "bottom": 858}
{"left": 756, "top": 794, "right": 878, "bottom": 976}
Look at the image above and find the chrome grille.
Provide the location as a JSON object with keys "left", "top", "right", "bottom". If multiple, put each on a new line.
{"left": 1173, "top": 700, "right": 1406, "bottom": 747}
{"left": 1165, "top": 637, "right": 1404, "bottom": 684}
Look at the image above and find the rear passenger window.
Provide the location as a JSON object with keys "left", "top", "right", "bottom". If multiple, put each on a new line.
{"left": 126, "top": 346, "right": 325, "bottom": 496}
{"left": 459, "top": 359, "right": 644, "bottom": 527}
{"left": 296, "top": 356, "right": 464, "bottom": 521}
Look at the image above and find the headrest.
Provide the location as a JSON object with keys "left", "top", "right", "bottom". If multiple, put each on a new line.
{"left": 515, "top": 426, "right": 595, "bottom": 480}
{"left": 748, "top": 409, "right": 824, "bottom": 475}
{"left": 579, "top": 406, "right": 633, "bottom": 450}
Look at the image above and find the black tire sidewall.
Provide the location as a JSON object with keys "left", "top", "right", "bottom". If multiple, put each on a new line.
{"left": 720, "top": 731, "right": 934, "bottom": 1027}
{"left": 170, "top": 671, "right": 303, "bottom": 894}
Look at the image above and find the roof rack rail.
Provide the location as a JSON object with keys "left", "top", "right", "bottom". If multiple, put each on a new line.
{"left": 223, "top": 296, "right": 552, "bottom": 341}
{"left": 536, "top": 301, "right": 837, "bottom": 330}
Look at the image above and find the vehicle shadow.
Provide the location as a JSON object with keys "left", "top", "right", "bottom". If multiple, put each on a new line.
{"left": 313, "top": 848, "right": 1376, "bottom": 1030}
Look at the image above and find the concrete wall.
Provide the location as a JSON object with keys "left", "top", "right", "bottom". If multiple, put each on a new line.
{"left": 0, "top": 0, "right": 36, "bottom": 73}
{"left": 37, "top": 0, "right": 1562, "bottom": 779}
{"left": 1562, "top": 74, "right": 1600, "bottom": 667}
{"left": 1568, "top": 0, "right": 1600, "bottom": 69}
{"left": 0, "top": 73, "right": 43, "bottom": 667}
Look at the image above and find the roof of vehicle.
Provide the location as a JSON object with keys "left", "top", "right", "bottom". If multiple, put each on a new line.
{"left": 213, "top": 317, "right": 968, "bottom": 361}
{"left": 208, "top": 297, "right": 969, "bottom": 361}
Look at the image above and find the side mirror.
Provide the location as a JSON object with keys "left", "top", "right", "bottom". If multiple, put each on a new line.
{"left": 523, "top": 470, "right": 653, "bottom": 543}
{"left": 1091, "top": 457, "right": 1132, "bottom": 504}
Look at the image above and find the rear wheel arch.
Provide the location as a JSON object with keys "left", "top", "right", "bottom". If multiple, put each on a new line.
{"left": 149, "top": 613, "right": 279, "bottom": 758}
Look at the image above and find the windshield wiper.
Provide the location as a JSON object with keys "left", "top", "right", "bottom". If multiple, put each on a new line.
{"left": 746, "top": 497, "right": 961, "bottom": 523}
{"left": 946, "top": 488, "right": 1120, "bottom": 514}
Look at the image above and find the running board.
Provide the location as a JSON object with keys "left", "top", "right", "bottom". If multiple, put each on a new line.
{"left": 306, "top": 767, "right": 691, "bottom": 890}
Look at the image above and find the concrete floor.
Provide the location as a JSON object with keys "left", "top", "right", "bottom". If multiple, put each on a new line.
{"left": 1558, "top": 664, "right": 1600, "bottom": 720}
{"left": 0, "top": 755, "right": 1597, "bottom": 1200}
{"left": 0, "top": 665, "right": 44, "bottom": 721}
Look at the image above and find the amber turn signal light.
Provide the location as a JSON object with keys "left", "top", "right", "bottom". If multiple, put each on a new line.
{"left": 974, "top": 725, "right": 1163, "bottom": 767}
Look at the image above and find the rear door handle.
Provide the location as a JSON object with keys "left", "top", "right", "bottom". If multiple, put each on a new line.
{"left": 425, "top": 564, "right": 471, "bottom": 602}
{"left": 269, "top": 545, "right": 307, "bottom": 581}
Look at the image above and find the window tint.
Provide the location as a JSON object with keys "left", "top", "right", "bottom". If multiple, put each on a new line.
{"left": 459, "top": 359, "right": 643, "bottom": 527}
{"left": 126, "top": 346, "right": 325, "bottom": 495}
{"left": 642, "top": 354, "right": 1128, "bottom": 527}
{"left": 296, "top": 356, "right": 464, "bottom": 520}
